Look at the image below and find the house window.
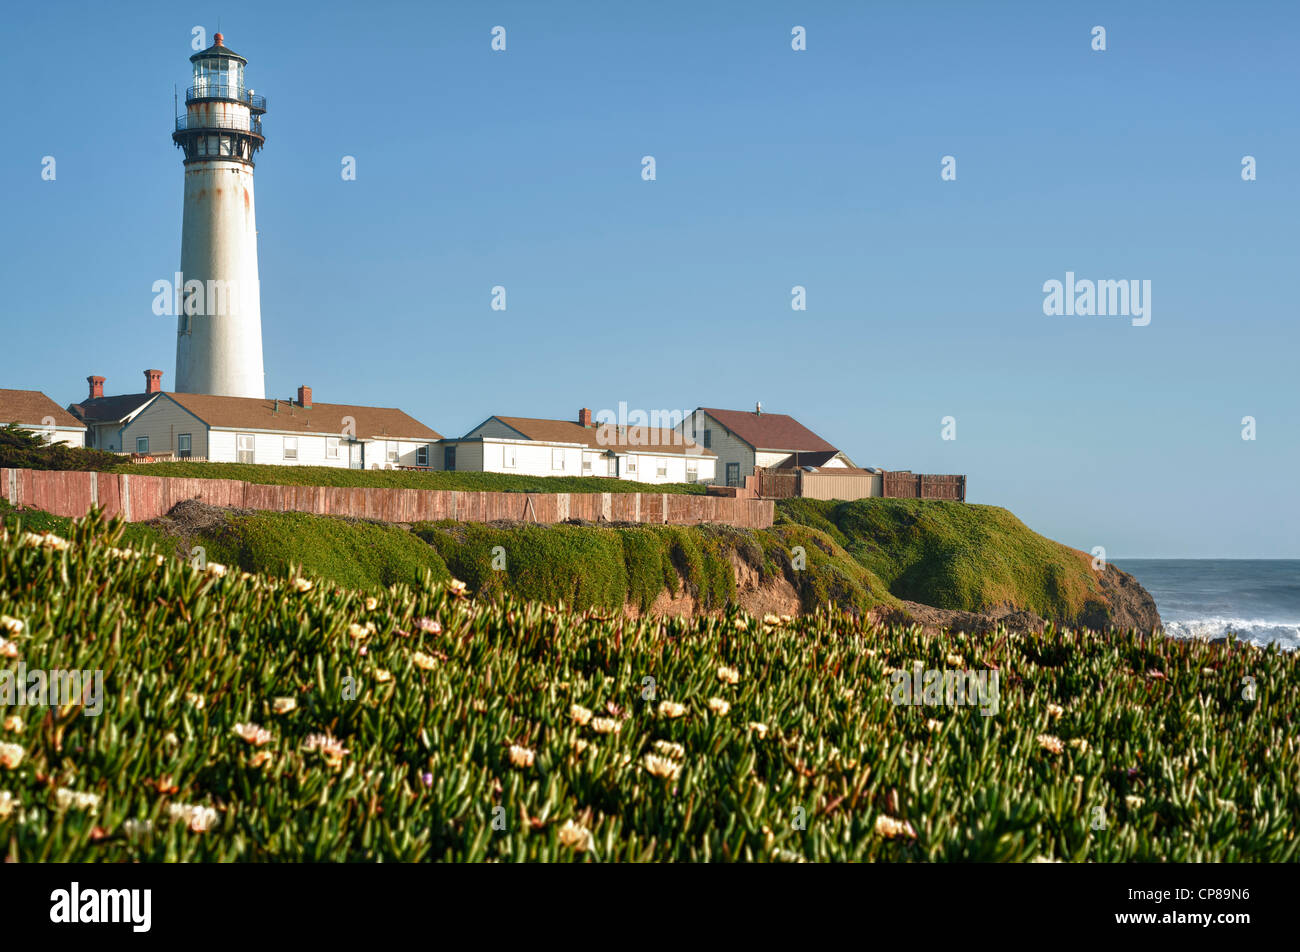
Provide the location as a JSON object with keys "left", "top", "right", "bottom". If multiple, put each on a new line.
{"left": 386, "top": 441, "right": 398, "bottom": 462}
{"left": 686, "top": 460, "right": 698, "bottom": 482}
{"left": 582, "top": 457, "right": 592, "bottom": 474}
{"left": 417, "top": 445, "right": 429, "bottom": 467}
{"left": 283, "top": 436, "right": 298, "bottom": 460}
{"left": 552, "top": 448, "right": 565, "bottom": 470}
{"left": 237, "top": 433, "right": 255, "bottom": 463}
{"left": 327, "top": 437, "right": 340, "bottom": 459}
{"left": 503, "top": 444, "right": 517, "bottom": 469}
{"left": 177, "top": 433, "right": 192, "bottom": 458}
{"left": 443, "top": 445, "right": 456, "bottom": 470}
{"left": 135, "top": 436, "right": 149, "bottom": 454}
{"left": 703, "top": 429, "right": 712, "bottom": 449}
{"left": 726, "top": 462, "right": 740, "bottom": 487}
{"left": 657, "top": 458, "right": 668, "bottom": 478}
{"left": 625, "top": 457, "right": 637, "bottom": 475}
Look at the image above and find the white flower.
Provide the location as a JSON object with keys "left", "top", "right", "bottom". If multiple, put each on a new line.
{"left": 54, "top": 788, "right": 100, "bottom": 813}
{"left": 292, "top": 577, "right": 313, "bottom": 593}
{"left": 643, "top": 754, "right": 682, "bottom": 780}
{"left": 1068, "top": 738, "right": 1089, "bottom": 752}
{"left": 21, "top": 531, "right": 71, "bottom": 551}
{"left": 411, "top": 650, "right": 438, "bottom": 670}
{"left": 707, "top": 697, "right": 731, "bottom": 716}
{"left": 122, "top": 818, "right": 153, "bottom": 838}
{"left": 364, "top": 596, "right": 378, "bottom": 611}
{"left": 1037, "top": 733, "right": 1064, "bottom": 754}
{"left": 3, "top": 716, "right": 23, "bottom": 733}
{"left": 1046, "top": 703, "right": 1065, "bottom": 719}
{"left": 302, "top": 733, "right": 349, "bottom": 765}
{"left": 509, "top": 745, "right": 535, "bottom": 768}
{"left": 0, "top": 791, "right": 17, "bottom": 818}
{"left": 570, "top": 704, "right": 593, "bottom": 726}
{"left": 204, "top": 561, "right": 227, "bottom": 578}
{"left": 448, "top": 579, "right": 468, "bottom": 597}
{"left": 272, "top": 697, "right": 297, "bottom": 714}
{"left": 652, "top": 740, "right": 685, "bottom": 759}
{"left": 1125, "top": 794, "right": 1145, "bottom": 809}
{"left": 0, "top": 615, "right": 24, "bottom": 635}
{"left": 0, "top": 638, "right": 18, "bottom": 659}
{"left": 0, "top": 742, "right": 24, "bottom": 769}
{"left": 168, "top": 803, "right": 218, "bottom": 833}
{"left": 716, "top": 665, "right": 740, "bottom": 685}
{"left": 657, "top": 700, "right": 686, "bottom": 719}
{"left": 874, "top": 814, "right": 917, "bottom": 839}
{"left": 747, "top": 722, "right": 769, "bottom": 739}
{"left": 591, "top": 717, "right": 621, "bottom": 735}
{"left": 232, "top": 722, "right": 274, "bottom": 746}
{"left": 557, "top": 819, "right": 593, "bottom": 851}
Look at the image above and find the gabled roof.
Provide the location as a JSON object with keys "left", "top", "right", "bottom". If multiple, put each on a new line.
{"left": 696, "top": 407, "right": 838, "bottom": 453}
{"left": 68, "top": 392, "right": 160, "bottom": 425}
{"left": 0, "top": 390, "right": 84, "bottom": 429}
{"left": 162, "top": 392, "right": 441, "bottom": 441}
{"left": 483, "top": 416, "right": 715, "bottom": 457}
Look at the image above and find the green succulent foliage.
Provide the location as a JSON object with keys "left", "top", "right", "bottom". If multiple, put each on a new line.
{"left": 777, "top": 498, "right": 1105, "bottom": 618}
{"left": 1, "top": 509, "right": 1295, "bottom": 862}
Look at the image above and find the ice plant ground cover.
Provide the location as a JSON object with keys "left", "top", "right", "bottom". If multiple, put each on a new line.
{"left": 0, "top": 512, "right": 1296, "bottom": 861}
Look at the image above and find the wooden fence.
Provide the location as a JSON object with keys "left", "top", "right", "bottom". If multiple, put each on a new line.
{"left": 751, "top": 467, "right": 967, "bottom": 503}
{"left": 0, "top": 468, "right": 774, "bottom": 530}
{"left": 881, "top": 471, "right": 967, "bottom": 501}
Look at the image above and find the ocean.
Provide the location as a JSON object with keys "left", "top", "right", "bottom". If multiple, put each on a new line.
{"left": 1114, "top": 560, "right": 1300, "bottom": 650}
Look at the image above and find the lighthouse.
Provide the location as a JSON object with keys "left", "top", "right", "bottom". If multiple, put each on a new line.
{"left": 171, "top": 33, "right": 267, "bottom": 398}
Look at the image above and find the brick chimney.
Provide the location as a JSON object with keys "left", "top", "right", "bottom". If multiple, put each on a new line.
{"left": 87, "top": 376, "right": 105, "bottom": 400}
{"left": 144, "top": 369, "right": 163, "bottom": 394}
{"left": 578, "top": 407, "right": 592, "bottom": 427}
{"left": 298, "top": 385, "right": 312, "bottom": 408}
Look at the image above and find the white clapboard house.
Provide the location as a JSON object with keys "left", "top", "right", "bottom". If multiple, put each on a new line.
{"left": 0, "top": 389, "right": 87, "bottom": 447}
{"left": 119, "top": 386, "right": 441, "bottom": 468}
{"left": 437, "top": 408, "right": 716, "bottom": 484}
{"left": 678, "top": 405, "right": 856, "bottom": 487}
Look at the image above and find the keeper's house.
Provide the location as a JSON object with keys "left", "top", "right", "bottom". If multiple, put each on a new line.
{"left": 118, "top": 386, "right": 441, "bottom": 469}
{"left": 0, "top": 389, "right": 87, "bottom": 447}
{"left": 437, "top": 408, "right": 717, "bottom": 484}
{"left": 678, "top": 405, "right": 855, "bottom": 487}
{"left": 67, "top": 370, "right": 166, "bottom": 452}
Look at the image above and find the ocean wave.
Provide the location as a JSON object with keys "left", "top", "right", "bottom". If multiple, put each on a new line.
{"left": 1163, "top": 617, "right": 1299, "bottom": 649}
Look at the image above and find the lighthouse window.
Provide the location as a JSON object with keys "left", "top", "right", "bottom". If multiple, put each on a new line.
{"left": 220, "top": 136, "right": 232, "bottom": 156}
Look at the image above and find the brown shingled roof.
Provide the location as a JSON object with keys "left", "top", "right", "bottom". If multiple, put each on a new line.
{"left": 697, "top": 407, "right": 838, "bottom": 453}
{"left": 0, "top": 390, "right": 85, "bottom": 429}
{"left": 164, "top": 392, "right": 441, "bottom": 440}
{"left": 491, "top": 416, "right": 715, "bottom": 457}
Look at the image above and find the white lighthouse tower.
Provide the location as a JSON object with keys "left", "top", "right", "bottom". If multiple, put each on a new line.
{"left": 172, "top": 33, "right": 267, "bottom": 398}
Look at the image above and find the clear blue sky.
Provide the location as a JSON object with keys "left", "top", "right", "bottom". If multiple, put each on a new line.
{"left": 3, "top": 1, "right": 1297, "bottom": 557}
